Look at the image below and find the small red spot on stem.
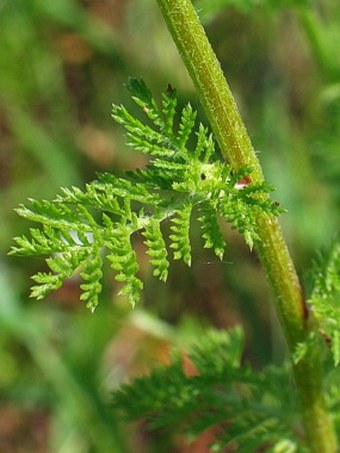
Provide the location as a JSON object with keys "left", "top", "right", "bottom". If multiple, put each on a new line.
{"left": 234, "top": 175, "right": 251, "bottom": 190}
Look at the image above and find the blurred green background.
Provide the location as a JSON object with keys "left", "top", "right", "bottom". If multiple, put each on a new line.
{"left": 1, "top": 0, "right": 339, "bottom": 451}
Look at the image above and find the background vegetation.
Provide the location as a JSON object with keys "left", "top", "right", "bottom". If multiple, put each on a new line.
{"left": 1, "top": 0, "right": 339, "bottom": 451}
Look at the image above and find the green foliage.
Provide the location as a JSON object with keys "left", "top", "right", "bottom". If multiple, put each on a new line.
{"left": 309, "top": 241, "right": 340, "bottom": 366}
{"left": 10, "top": 79, "right": 283, "bottom": 311}
{"left": 142, "top": 218, "right": 169, "bottom": 282}
{"left": 3, "top": 0, "right": 340, "bottom": 450}
{"left": 112, "top": 326, "right": 308, "bottom": 452}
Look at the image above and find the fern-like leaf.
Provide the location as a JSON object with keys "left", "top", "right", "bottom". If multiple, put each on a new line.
{"left": 10, "top": 79, "right": 283, "bottom": 309}
{"left": 198, "top": 203, "right": 225, "bottom": 260}
{"left": 169, "top": 204, "right": 192, "bottom": 266}
{"left": 79, "top": 233, "right": 104, "bottom": 310}
{"left": 309, "top": 241, "right": 340, "bottom": 366}
{"left": 104, "top": 216, "right": 143, "bottom": 308}
{"left": 112, "top": 326, "right": 306, "bottom": 452}
{"left": 176, "top": 103, "right": 197, "bottom": 149}
{"left": 142, "top": 218, "right": 169, "bottom": 282}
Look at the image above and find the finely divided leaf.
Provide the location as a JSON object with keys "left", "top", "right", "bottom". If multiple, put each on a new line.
{"left": 10, "top": 79, "right": 283, "bottom": 310}
{"left": 198, "top": 203, "right": 225, "bottom": 260}
{"left": 105, "top": 219, "right": 143, "bottom": 308}
{"left": 142, "top": 219, "right": 169, "bottom": 282}
{"left": 309, "top": 242, "right": 340, "bottom": 366}
{"left": 112, "top": 326, "right": 303, "bottom": 451}
{"left": 169, "top": 204, "right": 192, "bottom": 266}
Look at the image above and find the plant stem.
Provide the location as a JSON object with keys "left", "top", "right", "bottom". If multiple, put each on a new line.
{"left": 155, "top": 0, "right": 337, "bottom": 450}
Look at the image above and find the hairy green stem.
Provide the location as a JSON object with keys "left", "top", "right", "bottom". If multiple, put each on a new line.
{"left": 155, "top": 0, "right": 337, "bottom": 450}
